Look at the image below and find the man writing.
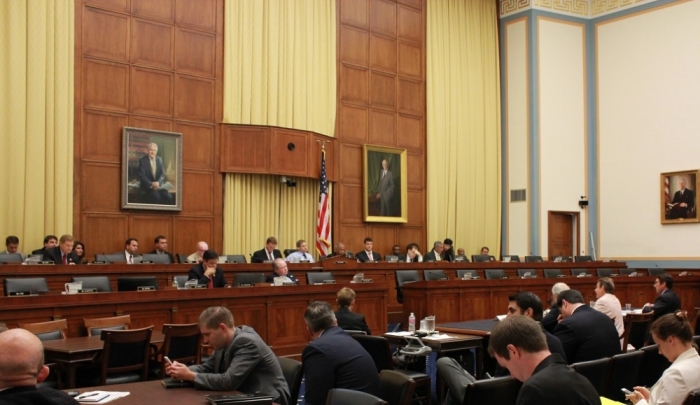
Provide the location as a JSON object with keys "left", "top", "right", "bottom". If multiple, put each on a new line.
{"left": 488, "top": 316, "right": 600, "bottom": 405}
{"left": 137, "top": 142, "right": 173, "bottom": 205}
{"left": 188, "top": 250, "right": 230, "bottom": 288}
{"left": 284, "top": 240, "right": 314, "bottom": 263}
{"left": 265, "top": 259, "right": 299, "bottom": 284}
{"left": 166, "top": 306, "right": 289, "bottom": 405}
{"left": 43, "top": 235, "right": 80, "bottom": 265}
{"left": 251, "top": 237, "right": 283, "bottom": 263}
{"left": 0, "top": 328, "right": 78, "bottom": 404}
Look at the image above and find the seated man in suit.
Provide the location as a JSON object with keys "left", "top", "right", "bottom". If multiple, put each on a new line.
{"left": 31, "top": 235, "right": 57, "bottom": 256}
{"left": 252, "top": 237, "right": 283, "bottom": 263}
{"left": 122, "top": 238, "right": 140, "bottom": 264}
{"left": 457, "top": 248, "right": 465, "bottom": 256}
{"left": 424, "top": 241, "right": 444, "bottom": 262}
{"left": 398, "top": 243, "right": 423, "bottom": 263}
{"left": 302, "top": 301, "right": 381, "bottom": 405}
{"left": 147, "top": 235, "right": 174, "bottom": 263}
{"left": 554, "top": 289, "right": 621, "bottom": 364}
{"left": 542, "top": 282, "right": 570, "bottom": 334}
{"left": 0, "top": 328, "right": 79, "bottom": 404}
{"left": 265, "top": 259, "right": 299, "bottom": 284}
{"left": 137, "top": 142, "right": 173, "bottom": 205}
{"left": 642, "top": 273, "right": 681, "bottom": 321}
{"left": 334, "top": 287, "right": 371, "bottom": 335}
{"left": 442, "top": 238, "right": 455, "bottom": 262}
{"left": 438, "top": 291, "right": 567, "bottom": 405}
{"left": 355, "top": 237, "right": 381, "bottom": 262}
{"left": 166, "top": 306, "right": 289, "bottom": 405}
{"left": 2, "top": 236, "right": 25, "bottom": 262}
{"left": 489, "top": 316, "right": 601, "bottom": 405}
{"left": 186, "top": 241, "right": 208, "bottom": 263}
{"left": 188, "top": 250, "right": 230, "bottom": 288}
{"left": 326, "top": 242, "right": 353, "bottom": 259}
{"left": 43, "top": 234, "right": 80, "bottom": 265}
{"left": 284, "top": 240, "right": 314, "bottom": 263}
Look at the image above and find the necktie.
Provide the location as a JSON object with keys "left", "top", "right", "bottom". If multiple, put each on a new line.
{"left": 62, "top": 254, "right": 67, "bottom": 265}
{"left": 129, "top": 254, "right": 133, "bottom": 264}
{"left": 368, "top": 252, "right": 373, "bottom": 261}
{"left": 268, "top": 252, "right": 273, "bottom": 261}
{"left": 207, "top": 275, "right": 213, "bottom": 289}
{"left": 303, "top": 253, "right": 307, "bottom": 260}
{"left": 151, "top": 158, "right": 156, "bottom": 178}
{"left": 219, "top": 349, "right": 227, "bottom": 373}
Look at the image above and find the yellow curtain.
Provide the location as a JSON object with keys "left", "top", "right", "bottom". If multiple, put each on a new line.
{"left": 426, "top": 0, "right": 502, "bottom": 257}
{"left": 222, "top": 0, "right": 336, "bottom": 255}
{"left": 0, "top": 0, "right": 74, "bottom": 252}
{"left": 224, "top": 174, "right": 328, "bottom": 260}
{"left": 223, "top": 0, "right": 337, "bottom": 137}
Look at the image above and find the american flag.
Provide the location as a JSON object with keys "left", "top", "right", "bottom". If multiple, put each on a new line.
{"left": 316, "top": 149, "right": 331, "bottom": 257}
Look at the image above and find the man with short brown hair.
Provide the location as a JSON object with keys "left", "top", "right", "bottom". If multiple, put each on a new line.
{"left": 43, "top": 235, "right": 79, "bottom": 265}
{"left": 252, "top": 237, "right": 283, "bottom": 263}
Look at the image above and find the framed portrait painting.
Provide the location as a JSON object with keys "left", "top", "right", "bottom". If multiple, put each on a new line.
{"left": 660, "top": 170, "right": 699, "bottom": 224}
{"left": 363, "top": 145, "right": 407, "bottom": 223}
{"left": 121, "top": 127, "right": 182, "bottom": 211}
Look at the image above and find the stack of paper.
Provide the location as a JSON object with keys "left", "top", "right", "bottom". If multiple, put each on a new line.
{"left": 76, "top": 391, "right": 129, "bottom": 404}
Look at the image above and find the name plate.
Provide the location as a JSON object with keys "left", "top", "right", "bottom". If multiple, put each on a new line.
{"left": 556, "top": 275, "right": 567, "bottom": 278}
{"left": 186, "top": 284, "right": 206, "bottom": 289}
{"left": 238, "top": 283, "right": 254, "bottom": 287}
{"left": 334, "top": 261, "right": 346, "bottom": 264}
{"left": 37, "top": 261, "right": 55, "bottom": 265}
{"left": 282, "top": 282, "right": 296, "bottom": 286}
{"left": 300, "top": 260, "right": 311, "bottom": 263}
{"left": 91, "top": 261, "right": 107, "bottom": 265}
{"left": 9, "top": 291, "right": 33, "bottom": 296}
{"left": 140, "top": 260, "right": 154, "bottom": 264}
{"left": 438, "top": 277, "right": 449, "bottom": 281}
{"left": 78, "top": 288, "right": 98, "bottom": 293}
{"left": 322, "top": 280, "right": 336, "bottom": 284}
{"left": 360, "top": 279, "right": 373, "bottom": 283}
{"left": 137, "top": 286, "right": 156, "bottom": 291}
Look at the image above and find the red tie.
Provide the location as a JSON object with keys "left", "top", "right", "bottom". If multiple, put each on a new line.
{"left": 207, "top": 276, "right": 213, "bottom": 289}
{"left": 62, "top": 254, "right": 67, "bottom": 265}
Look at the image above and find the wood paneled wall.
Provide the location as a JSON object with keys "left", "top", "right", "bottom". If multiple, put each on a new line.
{"left": 335, "top": 0, "right": 427, "bottom": 255}
{"left": 74, "top": 0, "right": 224, "bottom": 257}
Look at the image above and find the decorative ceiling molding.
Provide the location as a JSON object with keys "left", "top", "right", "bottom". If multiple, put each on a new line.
{"left": 500, "top": 0, "right": 657, "bottom": 18}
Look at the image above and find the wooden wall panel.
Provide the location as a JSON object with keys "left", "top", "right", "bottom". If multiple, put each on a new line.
{"left": 270, "top": 129, "right": 309, "bottom": 176}
{"left": 76, "top": 0, "right": 224, "bottom": 257}
{"left": 131, "top": 19, "right": 174, "bottom": 69}
{"left": 83, "top": 7, "right": 129, "bottom": 62}
{"left": 219, "top": 126, "right": 269, "bottom": 173}
{"left": 335, "top": 0, "right": 426, "bottom": 259}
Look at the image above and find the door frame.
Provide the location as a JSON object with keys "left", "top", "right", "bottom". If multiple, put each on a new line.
{"left": 547, "top": 211, "right": 580, "bottom": 259}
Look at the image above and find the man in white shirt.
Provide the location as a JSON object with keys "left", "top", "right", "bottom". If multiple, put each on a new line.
{"left": 285, "top": 240, "right": 314, "bottom": 263}
{"left": 593, "top": 277, "right": 624, "bottom": 346}
{"left": 399, "top": 243, "right": 422, "bottom": 263}
{"left": 424, "top": 241, "right": 443, "bottom": 262}
{"left": 187, "top": 241, "right": 208, "bottom": 263}
{"left": 124, "top": 238, "right": 140, "bottom": 264}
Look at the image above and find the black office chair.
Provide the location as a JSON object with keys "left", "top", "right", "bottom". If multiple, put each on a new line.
{"left": 232, "top": 272, "right": 266, "bottom": 286}
{"left": 684, "top": 389, "right": 700, "bottom": 405}
{"left": 177, "top": 254, "right": 189, "bottom": 263}
{"left": 605, "top": 351, "right": 644, "bottom": 402}
{"left": 524, "top": 255, "right": 543, "bottom": 262}
{"left": 575, "top": 255, "right": 593, "bottom": 262}
{"left": 596, "top": 268, "right": 615, "bottom": 277}
{"left": 0, "top": 253, "right": 24, "bottom": 263}
{"left": 379, "top": 369, "right": 416, "bottom": 405}
{"left": 543, "top": 269, "right": 564, "bottom": 278}
{"left": 307, "top": 272, "right": 335, "bottom": 284}
{"left": 277, "top": 357, "right": 303, "bottom": 405}
{"left": 385, "top": 255, "right": 399, "bottom": 263}
{"left": 517, "top": 269, "right": 538, "bottom": 278}
{"left": 471, "top": 255, "right": 493, "bottom": 263}
{"left": 395, "top": 270, "right": 421, "bottom": 304}
{"left": 424, "top": 269, "right": 447, "bottom": 281}
{"left": 570, "top": 269, "right": 589, "bottom": 277}
{"left": 622, "top": 312, "right": 654, "bottom": 351}
{"left": 484, "top": 269, "right": 506, "bottom": 280}
{"left": 4, "top": 277, "right": 49, "bottom": 296}
{"left": 96, "top": 254, "right": 127, "bottom": 263}
{"left": 551, "top": 256, "right": 571, "bottom": 262}
{"left": 72, "top": 276, "right": 112, "bottom": 292}
{"left": 456, "top": 269, "right": 479, "bottom": 279}
{"left": 283, "top": 249, "right": 298, "bottom": 257}
{"left": 140, "top": 254, "right": 172, "bottom": 264}
{"left": 501, "top": 255, "right": 520, "bottom": 262}
{"left": 648, "top": 268, "right": 666, "bottom": 276}
{"left": 173, "top": 275, "right": 189, "bottom": 288}
{"left": 639, "top": 344, "right": 671, "bottom": 388}
{"left": 150, "top": 323, "right": 201, "bottom": 378}
{"left": 326, "top": 388, "right": 387, "bottom": 405}
{"left": 226, "top": 254, "right": 247, "bottom": 264}
{"left": 571, "top": 357, "right": 611, "bottom": 395}
{"left": 461, "top": 376, "right": 522, "bottom": 405}
{"left": 20, "top": 319, "right": 68, "bottom": 389}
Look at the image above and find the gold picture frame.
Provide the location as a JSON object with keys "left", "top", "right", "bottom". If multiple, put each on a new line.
{"left": 660, "top": 169, "right": 698, "bottom": 224}
{"left": 363, "top": 144, "right": 407, "bottom": 223}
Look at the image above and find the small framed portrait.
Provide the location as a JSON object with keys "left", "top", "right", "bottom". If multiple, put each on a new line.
{"left": 660, "top": 170, "right": 699, "bottom": 224}
{"left": 363, "top": 144, "right": 407, "bottom": 223}
{"left": 121, "top": 127, "right": 182, "bottom": 211}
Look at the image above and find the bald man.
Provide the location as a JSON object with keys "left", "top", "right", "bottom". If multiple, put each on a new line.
{"left": 187, "top": 241, "right": 209, "bottom": 263}
{"left": 0, "top": 328, "right": 78, "bottom": 404}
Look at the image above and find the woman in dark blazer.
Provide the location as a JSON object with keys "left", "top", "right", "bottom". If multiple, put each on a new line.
{"left": 334, "top": 287, "right": 371, "bottom": 335}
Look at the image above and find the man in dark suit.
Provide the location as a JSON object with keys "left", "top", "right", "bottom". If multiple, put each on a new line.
{"left": 642, "top": 273, "right": 681, "bottom": 321}
{"left": 325, "top": 242, "right": 353, "bottom": 259}
{"left": 43, "top": 234, "right": 80, "bottom": 265}
{"left": 335, "top": 287, "right": 371, "bottom": 335}
{"left": 554, "top": 289, "right": 621, "bottom": 364}
{"left": 667, "top": 177, "right": 695, "bottom": 219}
{"left": 148, "top": 235, "right": 174, "bottom": 263}
{"left": 0, "top": 328, "right": 80, "bottom": 404}
{"left": 542, "top": 282, "right": 570, "bottom": 333}
{"left": 355, "top": 237, "right": 381, "bottom": 262}
{"left": 166, "top": 306, "right": 289, "bottom": 405}
{"left": 251, "top": 236, "right": 283, "bottom": 263}
{"left": 31, "top": 235, "right": 57, "bottom": 256}
{"left": 265, "top": 259, "right": 299, "bottom": 284}
{"left": 489, "top": 316, "right": 601, "bottom": 405}
{"left": 398, "top": 243, "right": 423, "bottom": 263}
{"left": 442, "top": 238, "right": 455, "bottom": 262}
{"left": 424, "top": 241, "right": 444, "bottom": 262}
{"left": 376, "top": 159, "right": 395, "bottom": 216}
{"left": 188, "top": 250, "right": 230, "bottom": 288}
{"left": 302, "top": 301, "right": 381, "bottom": 405}
{"left": 137, "top": 142, "right": 173, "bottom": 205}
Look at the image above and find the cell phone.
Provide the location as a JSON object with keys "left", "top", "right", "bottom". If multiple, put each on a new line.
{"left": 621, "top": 388, "right": 634, "bottom": 395}
{"left": 164, "top": 356, "right": 173, "bottom": 365}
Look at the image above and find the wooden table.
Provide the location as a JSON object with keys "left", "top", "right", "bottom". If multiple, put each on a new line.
{"left": 44, "top": 332, "right": 164, "bottom": 389}
{"left": 65, "top": 380, "right": 278, "bottom": 404}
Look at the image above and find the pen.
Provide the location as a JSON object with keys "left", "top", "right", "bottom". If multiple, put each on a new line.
{"left": 77, "top": 393, "right": 98, "bottom": 399}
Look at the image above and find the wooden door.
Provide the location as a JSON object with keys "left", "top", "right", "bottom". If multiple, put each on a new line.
{"left": 547, "top": 211, "right": 579, "bottom": 259}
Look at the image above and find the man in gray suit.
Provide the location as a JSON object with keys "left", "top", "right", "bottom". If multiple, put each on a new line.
{"left": 166, "top": 306, "right": 290, "bottom": 405}
{"left": 376, "top": 159, "right": 395, "bottom": 216}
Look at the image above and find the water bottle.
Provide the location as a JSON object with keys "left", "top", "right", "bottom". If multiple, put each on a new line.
{"left": 408, "top": 312, "right": 416, "bottom": 332}
{"left": 172, "top": 277, "right": 178, "bottom": 288}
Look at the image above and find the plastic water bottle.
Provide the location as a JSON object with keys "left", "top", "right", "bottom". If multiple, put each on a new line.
{"left": 408, "top": 312, "right": 416, "bottom": 332}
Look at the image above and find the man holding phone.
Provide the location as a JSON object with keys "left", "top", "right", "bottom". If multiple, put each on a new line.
{"left": 187, "top": 250, "right": 230, "bottom": 288}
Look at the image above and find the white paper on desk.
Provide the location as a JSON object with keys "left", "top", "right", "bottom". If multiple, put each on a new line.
{"left": 423, "top": 334, "right": 451, "bottom": 340}
{"left": 77, "top": 391, "right": 129, "bottom": 404}
{"left": 496, "top": 314, "right": 507, "bottom": 321}
{"left": 385, "top": 331, "right": 413, "bottom": 336}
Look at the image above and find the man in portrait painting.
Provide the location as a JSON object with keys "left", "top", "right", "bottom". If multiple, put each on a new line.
{"left": 138, "top": 142, "right": 174, "bottom": 205}
{"left": 376, "top": 159, "right": 395, "bottom": 216}
{"left": 667, "top": 177, "right": 695, "bottom": 219}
